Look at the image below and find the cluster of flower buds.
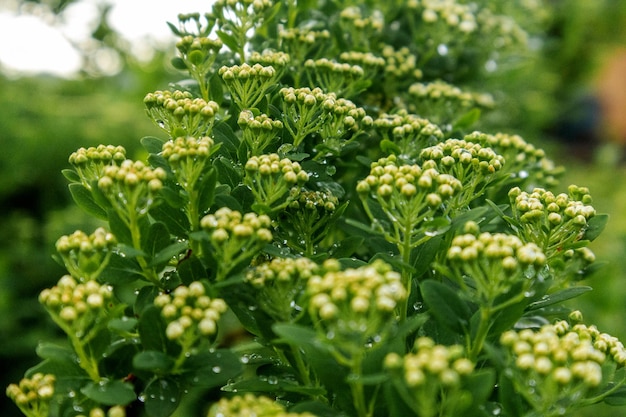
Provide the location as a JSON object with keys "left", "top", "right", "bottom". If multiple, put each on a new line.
{"left": 154, "top": 282, "right": 228, "bottom": 343}
{"left": 6, "top": 373, "right": 55, "bottom": 417}
{"left": 414, "top": 0, "right": 480, "bottom": 34}
{"left": 162, "top": 136, "right": 216, "bottom": 189}
{"left": 420, "top": 139, "right": 504, "bottom": 209}
{"left": 213, "top": 0, "right": 273, "bottom": 14}
{"left": 208, "top": 393, "right": 316, "bottom": 417}
{"left": 373, "top": 110, "right": 443, "bottom": 158}
{"left": 500, "top": 314, "right": 626, "bottom": 413}
{"left": 174, "top": 12, "right": 215, "bottom": 37}
{"left": 244, "top": 154, "right": 309, "bottom": 210}
{"left": 339, "top": 6, "right": 384, "bottom": 33}
{"left": 339, "top": 51, "right": 386, "bottom": 78}
{"left": 246, "top": 256, "right": 318, "bottom": 322}
{"left": 446, "top": 222, "right": 546, "bottom": 304}
{"left": 75, "top": 406, "right": 126, "bottom": 417}
{"left": 175, "top": 34, "right": 223, "bottom": 73}
{"left": 304, "top": 58, "right": 364, "bottom": 97}
{"left": 39, "top": 276, "right": 114, "bottom": 328}
{"left": 237, "top": 110, "right": 284, "bottom": 156}
{"left": 200, "top": 208, "right": 273, "bottom": 280}
{"left": 316, "top": 93, "right": 373, "bottom": 155}
{"left": 278, "top": 28, "right": 331, "bottom": 66}
{"left": 408, "top": 80, "right": 494, "bottom": 126}
{"left": 55, "top": 228, "right": 116, "bottom": 281}
{"left": 463, "top": 131, "right": 560, "bottom": 187}
{"left": 385, "top": 337, "right": 474, "bottom": 415}
{"left": 508, "top": 186, "right": 596, "bottom": 259}
{"left": 307, "top": 259, "right": 406, "bottom": 350}
{"left": 278, "top": 190, "right": 342, "bottom": 256}
{"left": 144, "top": 90, "right": 220, "bottom": 138}
{"left": 68, "top": 145, "right": 127, "bottom": 189}
{"left": 338, "top": 6, "right": 384, "bottom": 52}
{"left": 249, "top": 50, "right": 290, "bottom": 68}
{"left": 97, "top": 159, "right": 166, "bottom": 218}
{"left": 279, "top": 87, "right": 328, "bottom": 147}
{"left": 476, "top": 7, "right": 528, "bottom": 49}
{"left": 219, "top": 63, "right": 280, "bottom": 109}
{"left": 381, "top": 45, "right": 423, "bottom": 82}
{"left": 357, "top": 155, "right": 462, "bottom": 244}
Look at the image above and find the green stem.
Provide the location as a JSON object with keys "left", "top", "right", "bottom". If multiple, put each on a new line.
{"left": 398, "top": 217, "right": 414, "bottom": 322}
{"left": 469, "top": 306, "right": 491, "bottom": 361}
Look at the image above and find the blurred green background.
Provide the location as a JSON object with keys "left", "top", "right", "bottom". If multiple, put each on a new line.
{"left": 1, "top": 1, "right": 626, "bottom": 416}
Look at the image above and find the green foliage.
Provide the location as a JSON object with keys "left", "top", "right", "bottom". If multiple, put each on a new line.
{"left": 6, "top": 1, "right": 626, "bottom": 417}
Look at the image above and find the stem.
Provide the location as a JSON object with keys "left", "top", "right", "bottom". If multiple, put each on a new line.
{"left": 469, "top": 306, "right": 491, "bottom": 361}
{"left": 397, "top": 216, "right": 414, "bottom": 322}
{"left": 349, "top": 355, "right": 373, "bottom": 417}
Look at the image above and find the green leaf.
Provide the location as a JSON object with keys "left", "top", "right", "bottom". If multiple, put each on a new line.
{"left": 380, "top": 139, "right": 401, "bottom": 155}
{"left": 149, "top": 241, "right": 188, "bottom": 268}
{"left": 160, "top": 185, "right": 186, "bottom": 209}
{"left": 150, "top": 203, "right": 190, "bottom": 237}
{"left": 166, "top": 21, "right": 182, "bottom": 37}
{"left": 214, "top": 156, "right": 242, "bottom": 188}
{"left": 584, "top": 213, "right": 609, "bottom": 241}
{"left": 108, "top": 317, "right": 138, "bottom": 334}
{"left": 180, "top": 349, "right": 243, "bottom": 388}
{"left": 135, "top": 285, "right": 161, "bottom": 316}
{"left": 330, "top": 236, "right": 365, "bottom": 258}
{"left": 133, "top": 351, "right": 174, "bottom": 373}
{"left": 144, "top": 378, "right": 180, "bottom": 417}
{"left": 198, "top": 168, "right": 218, "bottom": 211}
{"left": 68, "top": 183, "right": 107, "bottom": 220}
{"left": 99, "top": 253, "right": 143, "bottom": 285}
{"left": 453, "top": 108, "right": 481, "bottom": 131}
{"left": 36, "top": 342, "right": 76, "bottom": 361}
{"left": 141, "top": 136, "right": 166, "bottom": 154}
{"left": 213, "top": 120, "right": 240, "bottom": 158}
{"left": 177, "top": 256, "right": 208, "bottom": 285}
{"left": 290, "top": 401, "right": 347, "bottom": 417}
{"left": 81, "top": 379, "right": 136, "bottom": 406}
{"left": 527, "top": 286, "right": 592, "bottom": 311}
{"left": 214, "top": 193, "right": 243, "bottom": 212}
{"left": 224, "top": 374, "right": 326, "bottom": 396}
{"left": 138, "top": 305, "right": 171, "bottom": 353}
{"left": 143, "top": 222, "right": 171, "bottom": 258}
{"left": 216, "top": 30, "right": 240, "bottom": 54}
{"left": 410, "top": 235, "right": 442, "bottom": 279}
{"left": 107, "top": 209, "right": 133, "bottom": 246}
{"left": 461, "top": 369, "right": 496, "bottom": 415}
{"left": 498, "top": 372, "right": 527, "bottom": 416}
{"left": 171, "top": 57, "right": 188, "bottom": 71}
{"left": 62, "top": 168, "right": 81, "bottom": 182}
{"left": 603, "top": 384, "right": 626, "bottom": 406}
{"left": 421, "top": 280, "right": 471, "bottom": 334}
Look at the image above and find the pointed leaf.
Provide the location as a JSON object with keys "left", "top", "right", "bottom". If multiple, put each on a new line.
{"left": 144, "top": 378, "right": 180, "bottom": 417}
{"left": 62, "top": 168, "right": 81, "bottom": 183}
{"left": 584, "top": 213, "right": 609, "bottom": 241}
{"left": 198, "top": 168, "right": 218, "bottom": 211}
{"left": 149, "top": 241, "right": 189, "bottom": 268}
{"left": 81, "top": 380, "right": 136, "bottom": 406}
{"left": 421, "top": 280, "right": 471, "bottom": 334}
{"left": 133, "top": 351, "right": 174, "bottom": 373}
{"left": 150, "top": 203, "right": 190, "bottom": 237}
{"left": 141, "top": 136, "right": 166, "bottom": 154}
{"left": 68, "top": 183, "right": 107, "bottom": 220}
{"left": 453, "top": 108, "right": 481, "bottom": 131}
{"left": 143, "top": 222, "right": 171, "bottom": 258}
{"left": 180, "top": 349, "right": 243, "bottom": 388}
{"left": 527, "top": 286, "right": 592, "bottom": 311}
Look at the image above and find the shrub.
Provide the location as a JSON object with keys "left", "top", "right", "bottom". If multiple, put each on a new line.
{"left": 7, "top": 1, "right": 625, "bottom": 417}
